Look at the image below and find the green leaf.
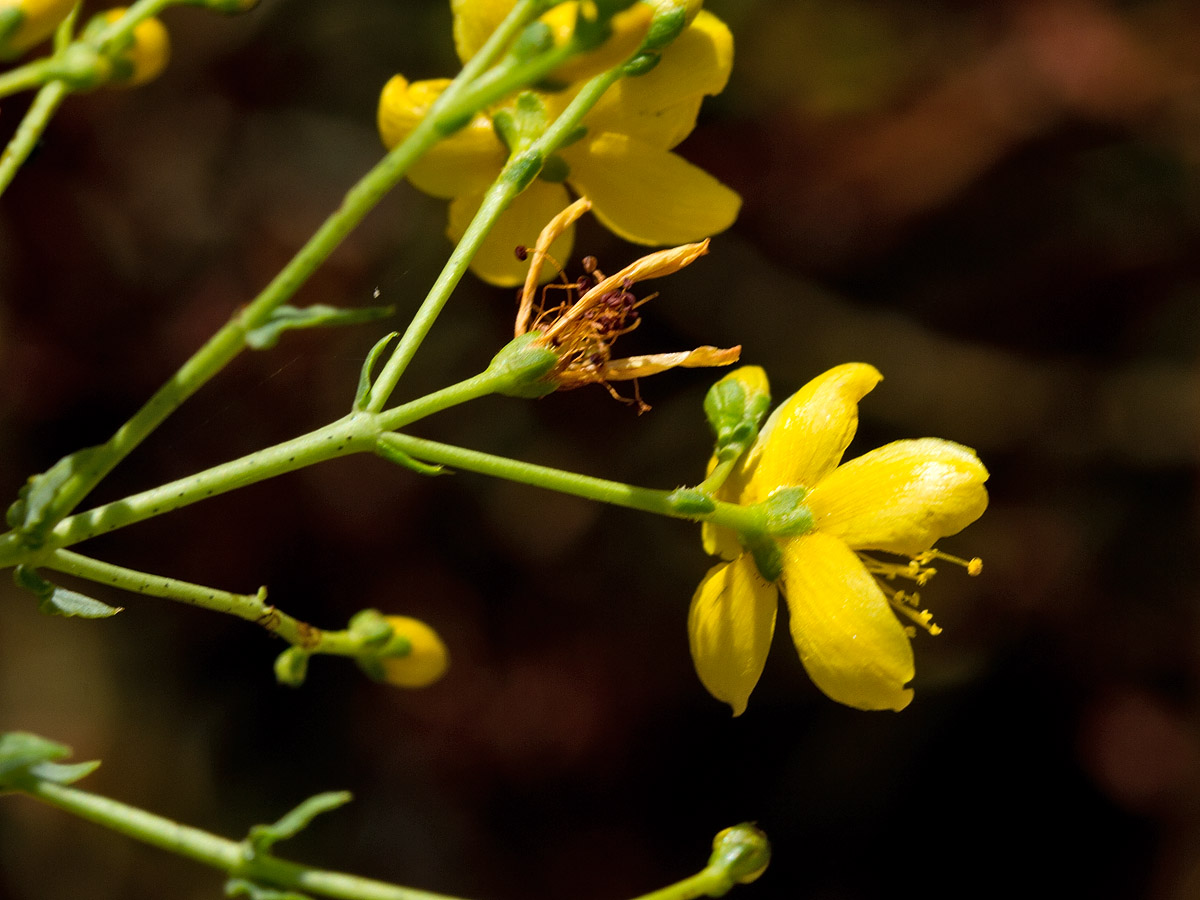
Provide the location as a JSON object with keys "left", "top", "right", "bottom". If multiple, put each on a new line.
{"left": 39, "top": 587, "right": 124, "bottom": 618}
{"left": 7, "top": 445, "right": 106, "bottom": 547}
{"left": 225, "top": 878, "right": 312, "bottom": 900}
{"left": 15, "top": 566, "right": 123, "bottom": 618}
{"left": 246, "top": 791, "right": 353, "bottom": 855}
{"left": 244, "top": 304, "right": 394, "bottom": 351}
{"left": 28, "top": 759, "right": 102, "bottom": 785}
{"left": 0, "top": 732, "right": 71, "bottom": 778}
{"left": 0, "top": 733, "right": 100, "bottom": 792}
{"left": 373, "top": 435, "right": 445, "bottom": 477}
{"left": 353, "top": 331, "right": 398, "bottom": 410}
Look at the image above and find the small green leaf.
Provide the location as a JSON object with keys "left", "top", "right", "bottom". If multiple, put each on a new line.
{"left": 28, "top": 759, "right": 102, "bottom": 785}
{"left": 39, "top": 587, "right": 123, "bottom": 618}
{"left": 244, "top": 304, "right": 393, "bottom": 351}
{"left": 353, "top": 331, "right": 398, "bottom": 410}
{"left": 13, "top": 567, "right": 124, "bottom": 618}
{"left": 0, "top": 732, "right": 71, "bottom": 778}
{"left": 246, "top": 791, "right": 353, "bottom": 854}
{"left": 225, "top": 878, "right": 312, "bottom": 900}
{"left": 0, "top": 733, "right": 99, "bottom": 792}
{"left": 8, "top": 445, "right": 106, "bottom": 546}
{"left": 373, "top": 435, "right": 445, "bottom": 476}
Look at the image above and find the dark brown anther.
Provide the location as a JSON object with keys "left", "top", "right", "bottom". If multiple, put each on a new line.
{"left": 582, "top": 255, "right": 598, "bottom": 274}
{"left": 514, "top": 245, "right": 529, "bottom": 261}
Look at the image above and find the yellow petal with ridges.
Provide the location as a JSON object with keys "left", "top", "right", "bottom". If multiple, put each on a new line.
{"left": 566, "top": 132, "right": 740, "bottom": 245}
{"left": 378, "top": 76, "right": 507, "bottom": 198}
{"left": 748, "top": 364, "right": 882, "bottom": 503}
{"left": 807, "top": 438, "right": 990, "bottom": 556}
{"left": 448, "top": 180, "right": 573, "bottom": 287}
{"left": 781, "top": 532, "right": 914, "bottom": 711}
{"left": 688, "top": 556, "right": 778, "bottom": 716}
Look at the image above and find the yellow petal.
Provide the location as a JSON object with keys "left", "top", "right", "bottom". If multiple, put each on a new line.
{"left": 748, "top": 363, "right": 882, "bottom": 502}
{"left": 807, "top": 438, "right": 990, "bottom": 556}
{"left": 584, "top": 9, "right": 733, "bottom": 147}
{"left": 451, "top": 0, "right": 514, "bottom": 64}
{"left": 781, "top": 532, "right": 914, "bottom": 711}
{"left": 448, "top": 181, "right": 573, "bottom": 287}
{"left": 541, "top": 2, "right": 652, "bottom": 85}
{"left": 688, "top": 556, "right": 778, "bottom": 716}
{"left": 378, "top": 76, "right": 507, "bottom": 198}
{"left": 380, "top": 616, "right": 449, "bottom": 688}
{"left": 566, "top": 132, "right": 740, "bottom": 245}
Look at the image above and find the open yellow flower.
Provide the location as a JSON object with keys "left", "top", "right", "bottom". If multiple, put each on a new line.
{"left": 689, "top": 364, "right": 989, "bottom": 715}
{"left": 378, "top": 0, "right": 740, "bottom": 286}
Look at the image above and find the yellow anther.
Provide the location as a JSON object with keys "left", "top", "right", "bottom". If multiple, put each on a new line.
{"left": 968, "top": 557, "right": 983, "bottom": 576}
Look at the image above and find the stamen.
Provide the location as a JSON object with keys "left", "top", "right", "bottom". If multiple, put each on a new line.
{"left": 884, "top": 590, "right": 943, "bottom": 636}
{"left": 916, "top": 548, "right": 982, "bottom": 575}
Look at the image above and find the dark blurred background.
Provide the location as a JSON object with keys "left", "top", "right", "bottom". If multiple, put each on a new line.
{"left": 2, "top": 0, "right": 1199, "bottom": 898}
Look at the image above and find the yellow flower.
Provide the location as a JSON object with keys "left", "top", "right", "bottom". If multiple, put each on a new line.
{"left": 689, "top": 364, "right": 988, "bottom": 714}
{"left": 379, "top": 615, "right": 449, "bottom": 688}
{"left": 378, "top": 0, "right": 740, "bottom": 286}
{"left": 102, "top": 8, "right": 170, "bottom": 87}
{"left": 0, "top": 0, "right": 74, "bottom": 59}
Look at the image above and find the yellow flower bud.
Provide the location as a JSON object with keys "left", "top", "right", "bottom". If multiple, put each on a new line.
{"left": 102, "top": 9, "right": 170, "bottom": 87}
{"left": 379, "top": 616, "right": 449, "bottom": 688}
{"left": 0, "top": 0, "right": 75, "bottom": 60}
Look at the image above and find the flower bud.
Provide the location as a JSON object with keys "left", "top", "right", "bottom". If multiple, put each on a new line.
{"left": 0, "top": 0, "right": 75, "bottom": 60}
{"left": 100, "top": 9, "right": 170, "bottom": 87}
{"left": 709, "top": 824, "right": 770, "bottom": 885}
{"left": 704, "top": 365, "right": 771, "bottom": 462}
{"left": 378, "top": 616, "right": 449, "bottom": 688}
{"left": 637, "top": 0, "right": 703, "bottom": 52}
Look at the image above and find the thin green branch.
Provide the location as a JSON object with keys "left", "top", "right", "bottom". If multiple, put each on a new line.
{"left": 14, "top": 775, "right": 764, "bottom": 900}
{"left": 0, "top": 79, "right": 69, "bottom": 193}
{"left": 378, "top": 432, "right": 764, "bottom": 534}
{"left": 40, "top": 549, "right": 364, "bottom": 654}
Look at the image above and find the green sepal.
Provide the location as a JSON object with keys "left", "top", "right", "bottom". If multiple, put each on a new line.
{"left": 347, "top": 608, "right": 394, "bottom": 648}
{"left": 0, "top": 9, "right": 24, "bottom": 61}
{"left": 374, "top": 434, "right": 446, "bottom": 476}
{"left": 509, "top": 19, "right": 553, "bottom": 61}
{"left": 225, "top": 879, "right": 311, "bottom": 900}
{"left": 244, "top": 304, "right": 394, "bottom": 351}
{"left": 245, "top": 791, "right": 353, "bottom": 856}
{"left": 7, "top": 444, "right": 106, "bottom": 547}
{"left": 353, "top": 331, "right": 398, "bottom": 411}
{"left": 355, "top": 655, "right": 387, "bottom": 682}
{"left": 0, "top": 732, "right": 100, "bottom": 792}
{"left": 640, "top": 4, "right": 687, "bottom": 52}
{"left": 622, "top": 51, "right": 662, "bottom": 77}
{"left": 273, "top": 646, "right": 309, "bottom": 687}
{"left": 666, "top": 488, "right": 716, "bottom": 516}
{"left": 539, "top": 153, "right": 570, "bottom": 183}
{"left": 762, "top": 487, "right": 812, "bottom": 537}
{"left": 745, "top": 536, "right": 783, "bottom": 583}
{"left": 15, "top": 566, "right": 124, "bottom": 618}
{"left": 704, "top": 371, "right": 771, "bottom": 463}
{"left": 489, "top": 332, "right": 559, "bottom": 398}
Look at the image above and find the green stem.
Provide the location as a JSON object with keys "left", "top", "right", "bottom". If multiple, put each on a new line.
{"left": 379, "top": 432, "right": 763, "bottom": 533}
{"left": 363, "top": 64, "right": 627, "bottom": 412}
{"left": 40, "top": 549, "right": 364, "bottom": 654}
{"left": 16, "top": 777, "right": 755, "bottom": 900}
{"left": 89, "top": 0, "right": 175, "bottom": 46}
{"left": 0, "top": 79, "right": 69, "bottom": 194}
{"left": 19, "top": 779, "right": 461, "bottom": 900}
{"left": 0, "top": 57, "right": 58, "bottom": 98}
{"left": 0, "top": 367, "right": 511, "bottom": 569}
